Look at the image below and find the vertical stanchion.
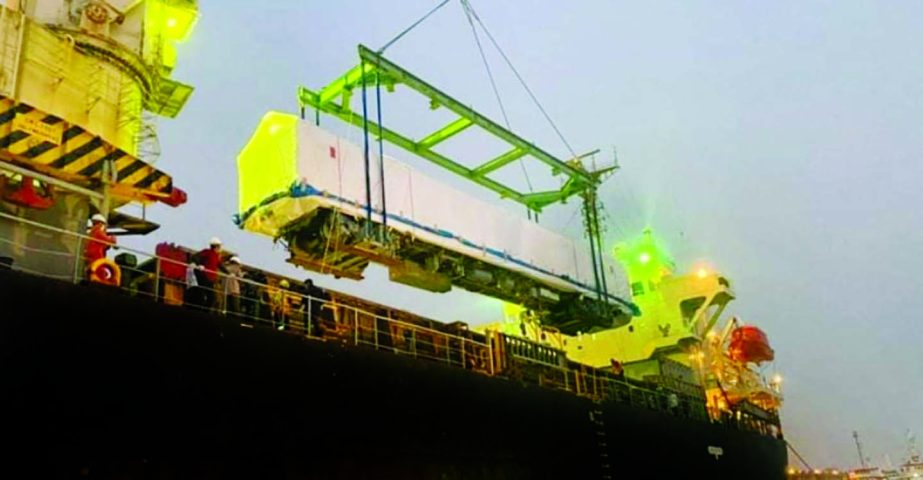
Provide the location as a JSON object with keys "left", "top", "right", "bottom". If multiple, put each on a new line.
{"left": 306, "top": 297, "right": 313, "bottom": 337}
{"left": 72, "top": 237, "right": 83, "bottom": 284}
{"left": 487, "top": 333, "right": 495, "bottom": 375}
{"left": 153, "top": 256, "right": 161, "bottom": 302}
{"left": 446, "top": 334, "right": 451, "bottom": 365}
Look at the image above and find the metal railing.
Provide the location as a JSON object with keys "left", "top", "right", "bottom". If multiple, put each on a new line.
{"left": 0, "top": 211, "right": 494, "bottom": 375}
{"left": 0, "top": 211, "right": 782, "bottom": 438}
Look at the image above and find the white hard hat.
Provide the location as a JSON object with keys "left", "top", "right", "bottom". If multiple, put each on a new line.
{"left": 91, "top": 213, "right": 107, "bottom": 224}
{"left": 209, "top": 237, "right": 222, "bottom": 246}
{"left": 229, "top": 256, "right": 241, "bottom": 264}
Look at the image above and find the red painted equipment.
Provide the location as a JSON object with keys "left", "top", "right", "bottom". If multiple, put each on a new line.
{"left": 728, "top": 326, "right": 774, "bottom": 364}
{"left": 155, "top": 243, "right": 188, "bottom": 281}
{"left": 160, "top": 187, "right": 188, "bottom": 207}
{"left": 1, "top": 176, "right": 54, "bottom": 210}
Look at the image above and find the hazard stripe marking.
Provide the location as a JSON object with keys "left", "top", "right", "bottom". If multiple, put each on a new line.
{"left": 50, "top": 137, "right": 104, "bottom": 169}
{"left": 78, "top": 150, "right": 125, "bottom": 176}
{"left": 0, "top": 96, "right": 175, "bottom": 197}
{"left": 135, "top": 171, "right": 164, "bottom": 189}
{"left": 0, "top": 104, "right": 36, "bottom": 126}
{"left": 62, "top": 126, "right": 84, "bottom": 143}
{"left": 0, "top": 131, "right": 29, "bottom": 148}
{"left": 117, "top": 160, "right": 146, "bottom": 181}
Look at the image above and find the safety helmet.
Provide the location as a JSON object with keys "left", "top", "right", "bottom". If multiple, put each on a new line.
{"left": 209, "top": 237, "right": 222, "bottom": 246}
{"left": 279, "top": 279, "right": 290, "bottom": 288}
{"left": 229, "top": 256, "right": 241, "bottom": 264}
{"left": 91, "top": 213, "right": 107, "bottom": 224}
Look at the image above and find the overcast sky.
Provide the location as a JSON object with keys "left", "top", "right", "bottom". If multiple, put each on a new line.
{"left": 129, "top": 1, "right": 923, "bottom": 468}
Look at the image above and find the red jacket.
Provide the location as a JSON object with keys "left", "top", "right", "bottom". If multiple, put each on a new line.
{"left": 197, "top": 248, "right": 221, "bottom": 283}
{"left": 85, "top": 223, "right": 115, "bottom": 263}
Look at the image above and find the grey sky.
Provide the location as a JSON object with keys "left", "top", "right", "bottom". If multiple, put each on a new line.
{"left": 130, "top": 1, "right": 923, "bottom": 468}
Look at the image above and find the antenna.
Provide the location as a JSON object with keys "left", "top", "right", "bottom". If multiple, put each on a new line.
{"left": 854, "top": 430, "right": 867, "bottom": 468}
{"left": 907, "top": 429, "right": 919, "bottom": 462}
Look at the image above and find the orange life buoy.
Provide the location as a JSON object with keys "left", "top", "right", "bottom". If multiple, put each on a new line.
{"left": 89, "top": 258, "right": 121, "bottom": 286}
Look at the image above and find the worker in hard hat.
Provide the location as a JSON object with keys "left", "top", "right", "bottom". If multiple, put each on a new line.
{"left": 301, "top": 278, "right": 330, "bottom": 336}
{"left": 270, "top": 279, "right": 301, "bottom": 331}
{"left": 84, "top": 213, "right": 116, "bottom": 271}
{"left": 193, "top": 237, "right": 223, "bottom": 310}
{"left": 224, "top": 256, "right": 244, "bottom": 317}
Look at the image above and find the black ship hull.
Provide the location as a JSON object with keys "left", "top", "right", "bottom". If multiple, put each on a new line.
{"left": 0, "top": 269, "right": 787, "bottom": 479}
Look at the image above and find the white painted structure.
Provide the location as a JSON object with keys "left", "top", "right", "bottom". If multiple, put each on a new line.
{"left": 239, "top": 112, "right": 630, "bottom": 301}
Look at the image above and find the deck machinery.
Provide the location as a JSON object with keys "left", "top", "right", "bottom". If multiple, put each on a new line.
{"left": 488, "top": 229, "right": 784, "bottom": 421}
{"left": 0, "top": 0, "right": 196, "bottom": 274}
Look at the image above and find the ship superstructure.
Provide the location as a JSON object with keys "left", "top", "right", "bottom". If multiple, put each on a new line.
{"left": 847, "top": 431, "right": 923, "bottom": 480}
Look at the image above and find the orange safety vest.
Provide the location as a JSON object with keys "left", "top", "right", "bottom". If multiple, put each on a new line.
{"left": 85, "top": 223, "right": 115, "bottom": 264}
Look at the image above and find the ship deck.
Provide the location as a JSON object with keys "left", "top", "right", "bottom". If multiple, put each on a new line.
{"left": 0, "top": 264, "right": 788, "bottom": 479}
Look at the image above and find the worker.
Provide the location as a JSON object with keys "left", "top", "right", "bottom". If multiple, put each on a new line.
{"left": 194, "top": 237, "right": 222, "bottom": 310}
{"left": 240, "top": 269, "right": 268, "bottom": 321}
{"left": 271, "top": 279, "right": 304, "bottom": 331}
{"left": 302, "top": 278, "right": 330, "bottom": 336}
{"left": 269, "top": 279, "right": 291, "bottom": 330}
{"left": 224, "top": 256, "right": 243, "bottom": 317}
{"left": 84, "top": 213, "right": 115, "bottom": 269}
{"left": 610, "top": 359, "right": 625, "bottom": 380}
{"left": 184, "top": 260, "right": 201, "bottom": 308}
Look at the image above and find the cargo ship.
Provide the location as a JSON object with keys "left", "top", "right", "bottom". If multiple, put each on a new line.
{"left": 0, "top": 1, "right": 788, "bottom": 478}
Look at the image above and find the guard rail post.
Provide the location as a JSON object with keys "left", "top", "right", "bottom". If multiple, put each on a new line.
{"left": 153, "top": 257, "right": 161, "bottom": 302}
{"left": 72, "top": 236, "right": 82, "bottom": 284}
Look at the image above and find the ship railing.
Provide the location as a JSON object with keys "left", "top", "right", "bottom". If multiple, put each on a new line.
{"left": 0, "top": 211, "right": 494, "bottom": 375}
{"left": 540, "top": 358, "right": 778, "bottom": 435}
{"left": 509, "top": 348, "right": 778, "bottom": 432}
{"left": 0, "top": 212, "right": 784, "bottom": 438}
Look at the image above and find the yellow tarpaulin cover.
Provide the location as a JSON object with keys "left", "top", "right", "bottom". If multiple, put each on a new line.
{"left": 237, "top": 111, "right": 299, "bottom": 216}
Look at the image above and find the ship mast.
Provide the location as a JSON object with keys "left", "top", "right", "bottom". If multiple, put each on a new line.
{"left": 854, "top": 430, "right": 868, "bottom": 468}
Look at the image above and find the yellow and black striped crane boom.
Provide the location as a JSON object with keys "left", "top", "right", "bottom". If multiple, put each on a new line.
{"left": 0, "top": 95, "right": 180, "bottom": 206}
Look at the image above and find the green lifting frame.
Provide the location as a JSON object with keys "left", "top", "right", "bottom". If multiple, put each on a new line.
{"left": 298, "top": 44, "right": 600, "bottom": 212}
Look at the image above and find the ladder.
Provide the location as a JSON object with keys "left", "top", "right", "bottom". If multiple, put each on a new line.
{"left": 590, "top": 407, "right": 613, "bottom": 479}
{"left": 0, "top": 7, "right": 23, "bottom": 96}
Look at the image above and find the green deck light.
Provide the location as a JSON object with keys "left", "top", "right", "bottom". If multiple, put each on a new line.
{"left": 614, "top": 229, "right": 675, "bottom": 286}
{"left": 160, "top": 1, "right": 198, "bottom": 43}
{"left": 144, "top": 0, "right": 198, "bottom": 75}
{"left": 145, "top": 1, "right": 198, "bottom": 57}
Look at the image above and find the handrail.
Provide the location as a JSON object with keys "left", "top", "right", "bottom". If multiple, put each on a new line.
{"left": 0, "top": 211, "right": 781, "bottom": 438}
{"left": 0, "top": 210, "right": 492, "bottom": 371}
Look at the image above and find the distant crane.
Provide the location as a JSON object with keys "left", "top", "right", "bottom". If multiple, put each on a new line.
{"left": 854, "top": 430, "right": 868, "bottom": 468}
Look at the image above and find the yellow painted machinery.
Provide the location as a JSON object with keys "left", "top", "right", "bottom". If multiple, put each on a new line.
{"left": 479, "top": 229, "right": 783, "bottom": 420}
{"left": 0, "top": 0, "right": 196, "bottom": 212}
{"left": 0, "top": 0, "right": 196, "bottom": 276}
